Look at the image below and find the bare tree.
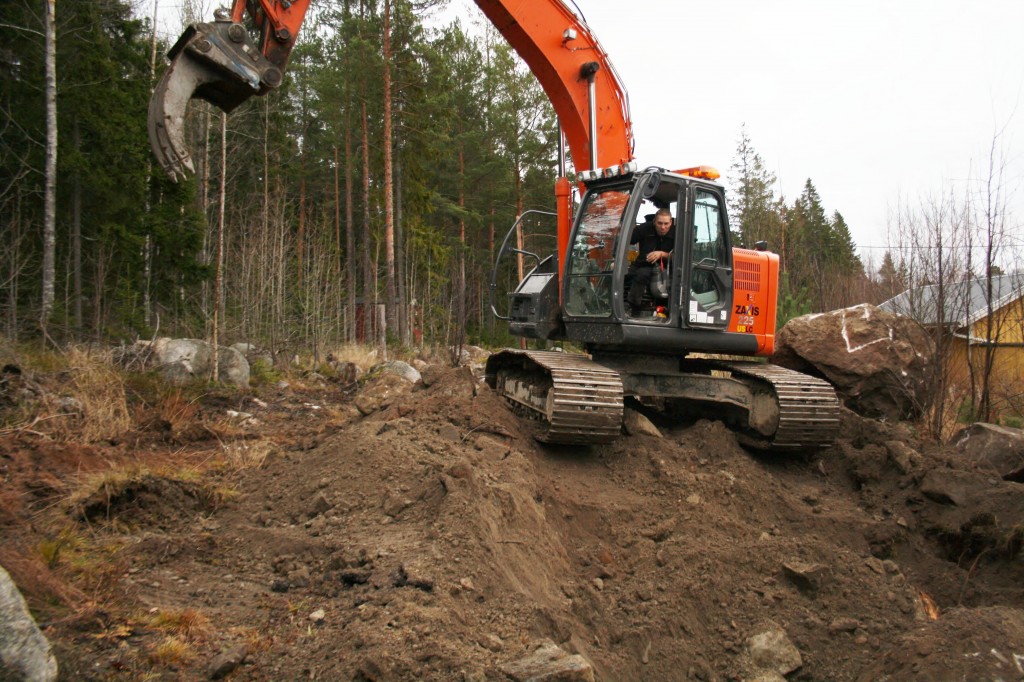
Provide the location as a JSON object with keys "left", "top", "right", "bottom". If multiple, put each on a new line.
{"left": 888, "top": 187, "right": 971, "bottom": 439}
{"left": 382, "top": 0, "right": 397, "bottom": 337}
{"left": 212, "top": 113, "right": 226, "bottom": 382}
{"left": 40, "top": 0, "right": 56, "bottom": 336}
{"left": 970, "top": 131, "right": 1012, "bottom": 422}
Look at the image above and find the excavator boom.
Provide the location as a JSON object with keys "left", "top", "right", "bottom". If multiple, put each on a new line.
{"left": 148, "top": 0, "right": 631, "bottom": 181}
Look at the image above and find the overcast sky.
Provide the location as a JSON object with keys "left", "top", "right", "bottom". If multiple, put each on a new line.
{"left": 440, "top": 0, "right": 1024, "bottom": 267}
{"left": 158, "top": 0, "right": 1023, "bottom": 267}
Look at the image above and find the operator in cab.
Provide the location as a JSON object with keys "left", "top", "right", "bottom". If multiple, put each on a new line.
{"left": 626, "top": 208, "right": 674, "bottom": 316}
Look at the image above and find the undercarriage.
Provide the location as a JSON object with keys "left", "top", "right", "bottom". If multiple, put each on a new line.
{"left": 485, "top": 350, "right": 840, "bottom": 451}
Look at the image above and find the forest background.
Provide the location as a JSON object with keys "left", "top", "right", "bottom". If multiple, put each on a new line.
{"left": 0, "top": 0, "right": 1016, "bottom": 361}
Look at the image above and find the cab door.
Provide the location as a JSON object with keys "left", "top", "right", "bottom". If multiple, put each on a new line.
{"left": 684, "top": 187, "right": 733, "bottom": 330}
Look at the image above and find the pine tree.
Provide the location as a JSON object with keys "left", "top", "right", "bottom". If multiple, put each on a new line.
{"left": 727, "top": 124, "right": 780, "bottom": 250}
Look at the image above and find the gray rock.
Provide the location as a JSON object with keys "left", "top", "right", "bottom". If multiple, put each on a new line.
{"left": 132, "top": 338, "right": 250, "bottom": 387}
{"left": 0, "top": 565, "right": 57, "bottom": 682}
{"left": 500, "top": 639, "right": 595, "bottom": 682}
{"left": 216, "top": 346, "right": 250, "bottom": 388}
{"left": 207, "top": 643, "right": 249, "bottom": 679}
{"left": 371, "top": 361, "right": 421, "bottom": 384}
{"left": 773, "top": 304, "right": 933, "bottom": 420}
{"left": 950, "top": 423, "right": 1024, "bottom": 479}
{"left": 152, "top": 337, "right": 213, "bottom": 383}
{"left": 623, "top": 408, "right": 662, "bottom": 438}
{"left": 747, "top": 624, "right": 802, "bottom": 675}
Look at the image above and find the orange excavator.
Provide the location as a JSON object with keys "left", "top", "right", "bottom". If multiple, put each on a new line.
{"left": 149, "top": 0, "right": 839, "bottom": 450}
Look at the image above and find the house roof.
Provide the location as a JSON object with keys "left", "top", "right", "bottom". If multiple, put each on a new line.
{"left": 879, "top": 273, "right": 1024, "bottom": 327}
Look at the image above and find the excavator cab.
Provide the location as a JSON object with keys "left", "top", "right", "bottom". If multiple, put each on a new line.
{"left": 561, "top": 171, "right": 734, "bottom": 342}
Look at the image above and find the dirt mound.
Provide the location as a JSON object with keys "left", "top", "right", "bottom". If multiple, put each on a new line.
{"left": 71, "top": 473, "right": 219, "bottom": 527}
{"left": 8, "top": 365, "right": 1024, "bottom": 680}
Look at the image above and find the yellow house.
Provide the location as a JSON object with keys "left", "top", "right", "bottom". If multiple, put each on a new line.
{"left": 880, "top": 274, "right": 1024, "bottom": 420}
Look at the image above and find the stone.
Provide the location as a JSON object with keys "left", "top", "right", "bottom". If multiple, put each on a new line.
{"left": 828, "top": 618, "right": 862, "bottom": 634}
{"left": 308, "top": 492, "right": 332, "bottom": 518}
{"left": 127, "top": 337, "right": 250, "bottom": 387}
{"left": 333, "top": 361, "right": 362, "bottom": 385}
{"left": 208, "top": 643, "right": 249, "bottom": 679}
{"left": 481, "top": 634, "right": 504, "bottom": 652}
{"left": 747, "top": 624, "right": 802, "bottom": 675}
{"left": 885, "top": 440, "right": 921, "bottom": 475}
{"left": 419, "top": 365, "right": 443, "bottom": 387}
{"left": 439, "top": 423, "right": 462, "bottom": 442}
{"left": 623, "top": 408, "right": 662, "bottom": 437}
{"left": 370, "top": 360, "right": 421, "bottom": 384}
{"left": 919, "top": 469, "right": 978, "bottom": 506}
{"left": 151, "top": 337, "right": 213, "bottom": 383}
{"left": 782, "top": 561, "right": 829, "bottom": 592}
{"left": 949, "top": 423, "right": 1024, "bottom": 479}
{"left": 772, "top": 304, "right": 933, "bottom": 420}
{"left": 500, "top": 639, "right": 595, "bottom": 682}
{"left": 216, "top": 346, "right": 250, "bottom": 388}
{"left": 0, "top": 566, "right": 58, "bottom": 682}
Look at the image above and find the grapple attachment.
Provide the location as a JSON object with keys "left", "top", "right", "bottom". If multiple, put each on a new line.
{"left": 148, "top": 19, "right": 283, "bottom": 182}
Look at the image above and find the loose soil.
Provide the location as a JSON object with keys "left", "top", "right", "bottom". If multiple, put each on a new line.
{"left": 4, "top": 362, "right": 1024, "bottom": 681}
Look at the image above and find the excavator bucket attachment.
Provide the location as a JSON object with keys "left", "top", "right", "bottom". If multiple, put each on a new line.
{"left": 148, "top": 20, "right": 283, "bottom": 182}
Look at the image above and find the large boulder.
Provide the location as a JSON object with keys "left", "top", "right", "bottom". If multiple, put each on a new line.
{"left": 127, "top": 338, "right": 250, "bottom": 388}
{"left": 949, "top": 423, "right": 1024, "bottom": 479}
{"left": 0, "top": 566, "right": 58, "bottom": 681}
{"left": 772, "top": 304, "right": 933, "bottom": 420}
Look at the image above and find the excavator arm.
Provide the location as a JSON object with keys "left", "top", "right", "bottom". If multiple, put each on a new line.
{"left": 148, "top": 0, "right": 633, "bottom": 182}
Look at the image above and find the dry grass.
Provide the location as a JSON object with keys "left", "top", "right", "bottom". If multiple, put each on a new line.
{"left": 27, "top": 347, "right": 132, "bottom": 444}
{"left": 63, "top": 462, "right": 234, "bottom": 525}
{"left": 148, "top": 608, "right": 213, "bottom": 641}
{"left": 148, "top": 636, "right": 194, "bottom": 666}
{"left": 145, "top": 608, "right": 212, "bottom": 667}
{"left": 153, "top": 387, "right": 201, "bottom": 433}
{"left": 221, "top": 439, "right": 274, "bottom": 470}
{"left": 0, "top": 546, "right": 88, "bottom": 615}
{"left": 64, "top": 465, "right": 152, "bottom": 516}
{"left": 325, "top": 343, "right": 386, "bottom": 371}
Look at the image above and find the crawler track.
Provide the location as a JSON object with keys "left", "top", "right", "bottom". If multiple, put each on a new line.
{"left": 485, "top": 350, "right": 840, "bottom": 450}
{"left": 485, "top": 350, "right": 623, "bottom": 444}
{"left": 710, "top": 361, "right": 841, "bottom": 451}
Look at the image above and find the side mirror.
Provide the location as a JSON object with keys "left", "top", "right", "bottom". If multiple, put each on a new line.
{"left": 642, "top": 173, "right": 661, "bottom": 199}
